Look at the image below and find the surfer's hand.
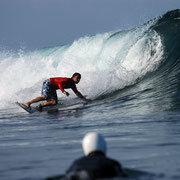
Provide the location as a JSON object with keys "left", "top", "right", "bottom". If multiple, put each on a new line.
{"left": 63, "top": 91, "right": 69, "bottom": 96}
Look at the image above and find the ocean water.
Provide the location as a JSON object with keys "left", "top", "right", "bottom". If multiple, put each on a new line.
{"left": 0, "top": 9, "right": 180, "bottom": 180}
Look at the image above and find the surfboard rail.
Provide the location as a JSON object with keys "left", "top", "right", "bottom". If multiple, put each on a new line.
{"left": 15, "top": 102, "right": 37, "bottom": 113}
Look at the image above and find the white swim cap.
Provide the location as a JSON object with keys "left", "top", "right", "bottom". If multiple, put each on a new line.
{"left": 82, "top": 132, "right": 106, "bottom": 156}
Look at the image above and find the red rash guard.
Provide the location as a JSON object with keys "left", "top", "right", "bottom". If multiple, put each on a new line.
{"left": 50, "top": 77, "right": 77, "bottom": 93}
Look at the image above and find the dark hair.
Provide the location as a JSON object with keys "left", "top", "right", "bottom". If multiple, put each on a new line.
{"left": 72, "top": 72, "right": 81, "bottom": 78}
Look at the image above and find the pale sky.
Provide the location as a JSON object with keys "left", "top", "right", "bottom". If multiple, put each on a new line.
{"left": 0, "top": 0, "right": 180, "bottom": 50}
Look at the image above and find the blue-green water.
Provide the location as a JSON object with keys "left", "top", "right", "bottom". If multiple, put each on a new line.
{"left": 0, "top": 10, "right": 180, "bottom": 180}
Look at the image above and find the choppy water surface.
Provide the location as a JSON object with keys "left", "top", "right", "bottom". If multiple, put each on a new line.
{"left": 0, "top": 101, "right": 180, "bottom": 180}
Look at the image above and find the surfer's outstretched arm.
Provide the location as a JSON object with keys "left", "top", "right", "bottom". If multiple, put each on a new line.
{"left": 72, "top": 88, "right": 91, "bottom": 102}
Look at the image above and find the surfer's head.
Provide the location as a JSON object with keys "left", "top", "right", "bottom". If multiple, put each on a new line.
{"left": 82, "top": 132, "right": 106, "bottom": 156}
{"left": 72, "top": 72, "right": 81, "bottom": 84}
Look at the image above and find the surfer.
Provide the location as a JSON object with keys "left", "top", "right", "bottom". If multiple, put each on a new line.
{"left": 24, "top": 73, "right": 90, "bottom": 111}
{"left": 64, "top": 132, "right": 128, "bottom": 179}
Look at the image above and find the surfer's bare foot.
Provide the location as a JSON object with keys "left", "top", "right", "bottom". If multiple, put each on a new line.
{"left": 24, "top": 103, "right": 30, "bottom": 108}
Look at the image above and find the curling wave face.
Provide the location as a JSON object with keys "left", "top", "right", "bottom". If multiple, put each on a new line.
{"left": 0, "top": 9, "right": 180, "bottom": 111}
